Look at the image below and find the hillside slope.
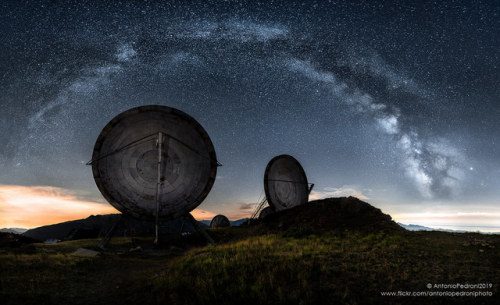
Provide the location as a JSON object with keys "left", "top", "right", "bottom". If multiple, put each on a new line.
{"left": 251, "top": 196, "right": 403, "bottom": 235}
{"left": 1, "top": 197, "right": 498, "bottom": 305}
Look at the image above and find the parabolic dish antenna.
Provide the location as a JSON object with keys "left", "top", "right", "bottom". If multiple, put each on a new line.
{"left": 264, "top": 154, "right": 309, "bottom": 212}
{"left": 210, "top": 215, "right": 230, "bottom": 228}
{"left": 90, "top": 105, "right": 218, "bottom": 222}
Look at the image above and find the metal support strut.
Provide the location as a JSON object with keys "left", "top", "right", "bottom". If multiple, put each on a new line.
{"left": 250, "top": 197, "right": 268, "bottom": 220}
{"left": 308, "top": 183, "right": 315, "bottom": 194}
{"left": 154, "top": 132, "right": 163, "bottom": 245}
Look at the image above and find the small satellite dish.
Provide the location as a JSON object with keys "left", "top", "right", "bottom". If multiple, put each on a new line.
{"left": 259, "top": 206, "right": 273, "bottom": 219}
{"left": 89, "top": 105, "right": 218, "bottom": 245}
{"left": 264, "top": 154, "right": 309, "bottom": 212}
{"left": 210, "top": 215, "right": 230, "bottom": 228}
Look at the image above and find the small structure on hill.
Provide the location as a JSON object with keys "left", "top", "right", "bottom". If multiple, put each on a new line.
{"left": 210, "top": 215, "right": 230, "bottom": 228}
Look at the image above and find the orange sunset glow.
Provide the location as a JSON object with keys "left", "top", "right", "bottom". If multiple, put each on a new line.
{"left": 0, "top": 184, "right": 217, "bottom": 229}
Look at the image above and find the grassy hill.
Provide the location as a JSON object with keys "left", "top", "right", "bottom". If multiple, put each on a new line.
{"left": 1, "top": 197, "right": 498, "bottom": 305}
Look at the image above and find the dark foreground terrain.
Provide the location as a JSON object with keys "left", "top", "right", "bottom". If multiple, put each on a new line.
{"left": 1, "top": 197, "right": 498, "bottom": 305}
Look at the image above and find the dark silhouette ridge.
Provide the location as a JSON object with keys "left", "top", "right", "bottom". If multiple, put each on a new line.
{"left": 250, "top": 196, "right": 404, "bottom": 235}
{"left": 22, "top": 214, "right": 206, "bottom": 241}
{"left": 0, "top": 232, "right": 39, "bottom": 249}
{"left": 21, "top": 197, "right": 400, "bottom": 242}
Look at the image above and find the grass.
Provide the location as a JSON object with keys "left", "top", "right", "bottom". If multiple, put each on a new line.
{"left": 151, "top": 231, "right": 499, "bottom": 304}
{"left": 1, "top": 230, "right": 499, "bottom": 304}
{"left": 0, "top": 238, "right": 164, "bottom": 305}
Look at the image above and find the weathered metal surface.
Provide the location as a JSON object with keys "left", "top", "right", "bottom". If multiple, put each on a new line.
{"left": 210, "top": 214, "right": 230, "bottom": 228}
{"left": 91, "top": 105, "right": 217, "bottom": 221}
{"left": 264, "top": 154, "right": 309, "bottom": 212}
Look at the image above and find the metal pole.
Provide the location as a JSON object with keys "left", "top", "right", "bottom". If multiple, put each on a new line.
{"left": 154, "top": 132, "right": 163, "bottom": 245}
{"left": 308, "top": 183, "right": 315, "bottom": 194}
{"left": 250, "top": 197, "right": 268, "bottom": 220}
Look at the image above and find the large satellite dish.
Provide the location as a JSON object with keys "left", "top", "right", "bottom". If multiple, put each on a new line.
{"left": 90, "top": 105, "right": 218, "bottom": 245}
{"left": 264, "top": 154, "right": 309, "bottom": 212}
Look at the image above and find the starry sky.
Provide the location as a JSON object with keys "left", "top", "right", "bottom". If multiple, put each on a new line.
{"left": 1, "top": 0, "right": 499, "bottom": 230}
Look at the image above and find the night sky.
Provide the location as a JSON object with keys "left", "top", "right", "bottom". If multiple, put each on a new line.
{"left": 1, "top": 0, "right": 499, "bottom": 229}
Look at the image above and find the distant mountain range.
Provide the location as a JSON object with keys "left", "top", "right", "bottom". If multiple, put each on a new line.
{"left": 397, "top": 222, "right": 478, "bottom": 233}
{"left": 3, "top": 208, "right": 494, "bottom": 243}
{"left": 2, "top": 216, "right": 248, "bottom": 243}
{"left": 0, "top": 228, "right": 28, "bottom": 234}
{"left": 20, "top": 214, "right": 208, "bottom": 242}
{"left": 0, "top": 222, "right": 475, "bottom": 238}
{"left": 397, "top": 223, "right": 435, "bottom": 231}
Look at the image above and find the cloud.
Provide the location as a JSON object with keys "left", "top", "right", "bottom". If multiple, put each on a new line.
{"left": 190, "top": 208, "right": 217, "bottom": 220}
{"left": 0, "top": 184, "right": 222, "bottom": 226}
{"left": 204, "top": 202, "right": 260, "bottom": 220}
{"left": 393, "top": 211, "right": 500, "bottom": 231}
{"left": 0, "top": 184, "right": 118, "bottom": 228}
{"left": 239, "top": 203, "right": 256, "bottom": 210}
{"left": 309, "top": 186, "right": 370, "bottom": 201}
{"left": 225, "top": 210, "right": 254, "bottom": 220}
